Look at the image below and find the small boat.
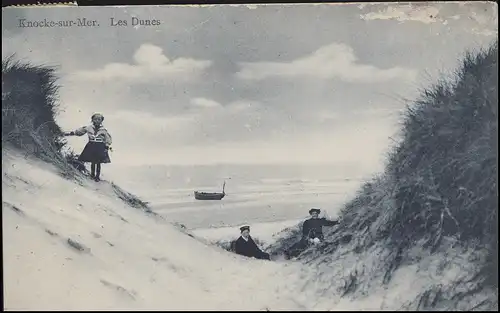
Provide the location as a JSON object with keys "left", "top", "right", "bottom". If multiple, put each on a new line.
{"left": 194, "top": 181, "right": 226, "bottom": 200}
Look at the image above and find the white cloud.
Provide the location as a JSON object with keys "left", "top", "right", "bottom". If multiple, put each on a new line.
{"left": 71, "top": 44, "right": 212, "bottom": 82}
{"left": 235, "top": 43, "right": 417, "bottom": 83}
{"left": 111, "top": 110, "right": 196, "bottom": 133}
{"left": 351, "top": 107, "right": 403, "bottom": 117}
{"left": 190, "top": 98, "right": 223, "bottom": 109}
{"left": 360, "top": 4, "right": 441, "bottom": 24}
{"left": 226, "top": 100, "right": 262, "bottom": 112}
{"left": 104, "top": 116, "right": 394, "bottom": 170}
{"left": 316, "top": 111, "right": 339, "bottom": 122}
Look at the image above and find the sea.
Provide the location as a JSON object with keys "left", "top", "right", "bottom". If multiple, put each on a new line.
{"left": 106, "top": 163, "right": 375, "bottom": 244}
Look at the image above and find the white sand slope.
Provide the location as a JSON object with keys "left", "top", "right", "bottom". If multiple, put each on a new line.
{"left": 2, "top": 149, "right": 306, "bottom": 310}
{"left": 6, "top": 148, "right": 492, "bottom": 311}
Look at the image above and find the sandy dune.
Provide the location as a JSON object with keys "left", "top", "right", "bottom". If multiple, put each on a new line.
{"left": 2, "top": 149, "right": 309, "bottom": 310}
{"left": 5, "top": 147, "right": 493, "bottom": 311}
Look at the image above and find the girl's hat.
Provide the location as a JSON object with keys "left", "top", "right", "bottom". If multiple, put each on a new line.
{"left": 240, "top": 225, "right": 250, "bottom": 232}
{"left": 309, "top": 208, "right": 321, "bottom": 214}
{"left": 91, "top": 112, "right": 104, "bottom": 121}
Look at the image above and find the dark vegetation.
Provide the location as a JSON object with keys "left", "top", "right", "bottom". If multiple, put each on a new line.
{"left": 67, "top": 238, "right": 91, "bottom": 253}
{"left": 272, "top": 42, "right": 498, "bottom": 309}
{"left": 265, "top": 225, "right": 303, "bottom": 257}
{"left": 2, "top": 55, "right": 81, "bottom": 178}
{"left": 111, "top": 182, "right": 150, "bottom": 211}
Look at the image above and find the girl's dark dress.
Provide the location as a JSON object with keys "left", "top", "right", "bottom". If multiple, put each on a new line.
{"left": 72, "top": 124, "right": 112, "bottom": 164}
{"left": 79, "top": 141, "right": 110, "bottom": 164}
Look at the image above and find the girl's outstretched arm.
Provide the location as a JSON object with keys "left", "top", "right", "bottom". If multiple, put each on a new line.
{"left": 65, "top": 126, "right": 88, "bottom": 136}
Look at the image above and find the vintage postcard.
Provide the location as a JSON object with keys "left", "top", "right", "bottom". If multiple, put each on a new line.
{"left": 2, "top": 2, "right": 498, "bottom": 311}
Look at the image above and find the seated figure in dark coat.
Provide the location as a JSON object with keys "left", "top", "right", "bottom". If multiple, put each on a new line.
{"left": 285, "top": 208, "right": 339, "bottom": 259}
{"left": 234, "top": 225, "right": 270, "bottom": 260}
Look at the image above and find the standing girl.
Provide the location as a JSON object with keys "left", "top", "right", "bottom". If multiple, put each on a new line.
{"left": 64, "top": 112, "right": 112, "bottom": 182}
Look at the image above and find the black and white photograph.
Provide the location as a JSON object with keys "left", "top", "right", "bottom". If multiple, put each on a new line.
{"left": 2, "top": 2, "right": 498, "bottom": 310}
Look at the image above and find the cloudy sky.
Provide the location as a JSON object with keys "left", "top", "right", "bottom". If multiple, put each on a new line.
{"left": 2, "top": 3, "right": 498, "bottom": 170}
